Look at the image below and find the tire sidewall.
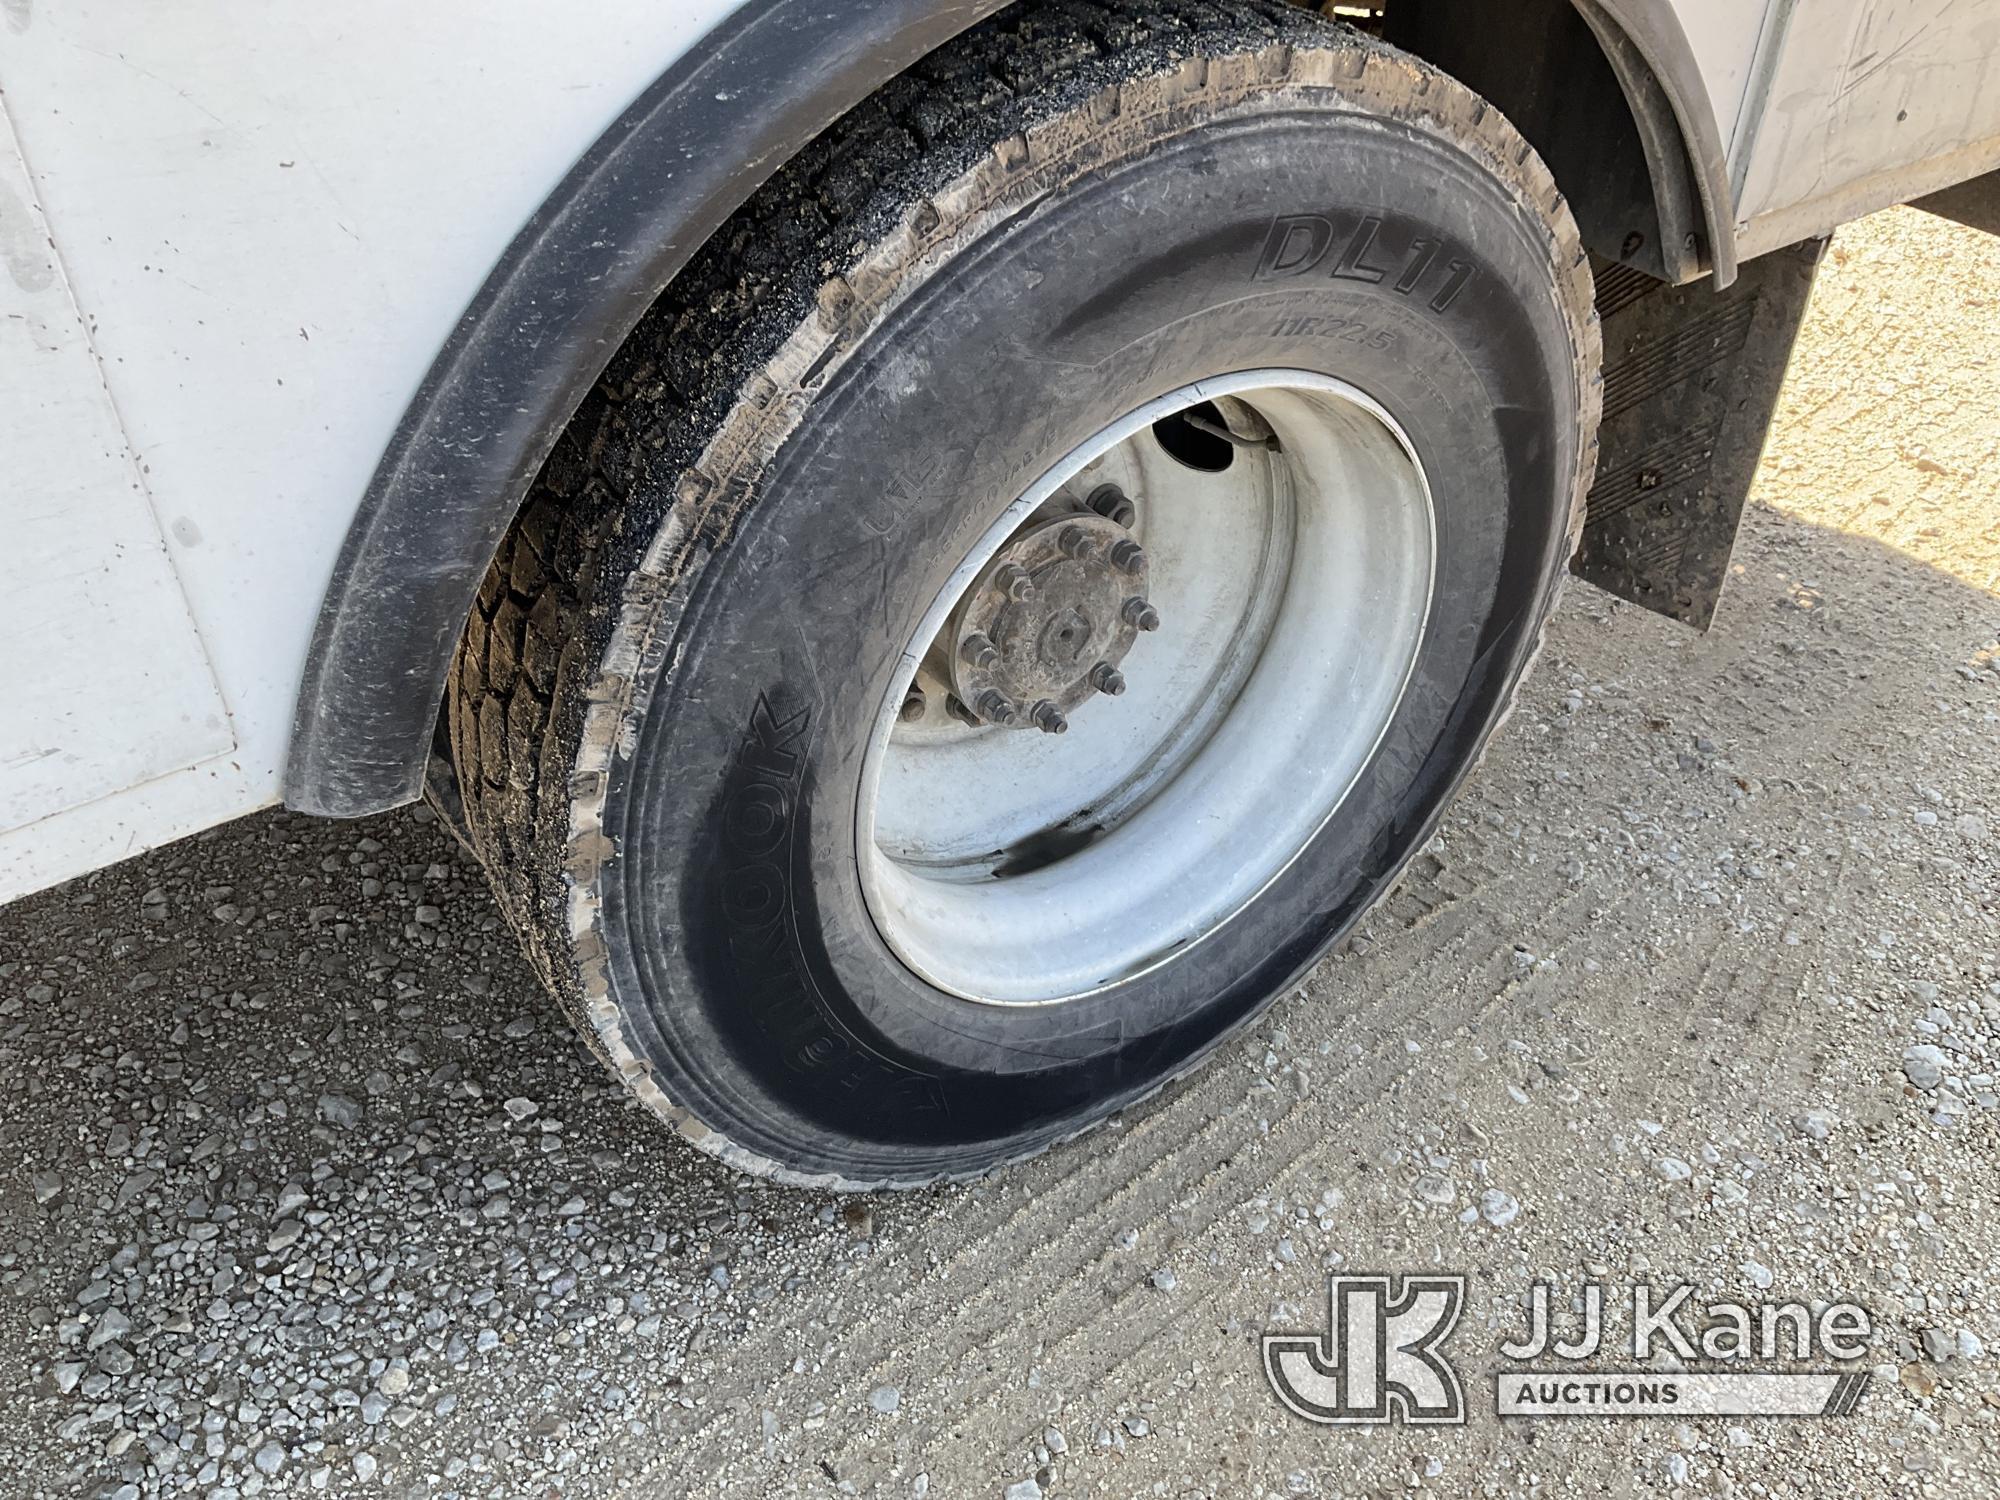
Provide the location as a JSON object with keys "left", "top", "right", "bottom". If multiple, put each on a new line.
{"left": 589, "top": 89, "right": 1585, "bottom": 1176}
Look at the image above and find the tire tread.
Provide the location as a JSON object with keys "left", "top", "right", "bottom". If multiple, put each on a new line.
{"left": 447, "top": 0, "right": 1602, "bottom": 1186}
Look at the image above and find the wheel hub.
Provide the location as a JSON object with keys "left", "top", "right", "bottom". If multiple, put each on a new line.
{"left": 945, "top": 511, "right": 1154, "bottom": 733}
{"left": 861, "top": 373, "right": 1436, "bottom": 1005}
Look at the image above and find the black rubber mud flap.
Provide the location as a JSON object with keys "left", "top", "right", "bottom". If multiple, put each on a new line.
{"left": 1573, "top": 237, "right": 1825, "bottom": 627}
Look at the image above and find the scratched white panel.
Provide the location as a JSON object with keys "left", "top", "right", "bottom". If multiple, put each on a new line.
{"left": 0, "top": 102, "right": 234, "bottom": 836}
{"left": 1736, "top": 0, "right": 2000, "bottom": 224}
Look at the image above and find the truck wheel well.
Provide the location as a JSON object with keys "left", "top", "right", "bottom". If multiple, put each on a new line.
{"left": 285, "top": 0, "right": 1733, "bottom": 820}
{"left": 1380, "top": 0, "right": 1727, "bottom": 286}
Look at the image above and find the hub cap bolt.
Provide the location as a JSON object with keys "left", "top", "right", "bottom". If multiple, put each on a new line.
{"left": 1087, "top": 484, "right": 1137, "bottom": 528}
{"left": 1057, "top": 524, "right": 1094, "bottom": 559}
{"left": 975, "top": 689, "right": 1018, "bottom": 725}
{"left": 1089, "top": 662, "right": 1126, "bottom": 696}
{"left": 1122, "top": 596, "right": 1161, "bottom": 632}
{"left": 960, "top": 632, "right": 999, "bottom": 669}
{"left": 945, "top": 694, "right": 980, "bottom": 728}
{"left": 1030, "top": 700, "right": 1069, "bottom": 735}
{"left": 1109, "top": 539, "right": 1146, "bottom": 575}
{"left": 994, "top": 563, "right": 1036, "bottom": 601}
{"left": 899, "top": 688, "right": 927, "bottom": 723}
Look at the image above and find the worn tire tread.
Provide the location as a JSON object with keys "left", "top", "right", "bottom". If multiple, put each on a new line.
{"left": 447, "top": 0, "right": 1601, "bottom": 1187}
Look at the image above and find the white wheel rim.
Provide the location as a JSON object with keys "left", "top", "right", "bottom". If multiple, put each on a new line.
{"left": 856, "top": 371, "right": 1436, "bottom": 1005}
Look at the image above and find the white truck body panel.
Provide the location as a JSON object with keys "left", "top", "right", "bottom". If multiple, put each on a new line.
{"left": 1671, "top": 0, "right": 1772, "bottom": 151}
{"left": 0, "top": 0, "right": 740, "bottom": 895}
{"left": 0, "top": 104, "right": 234, "bottom": 837}
{"left": 1731, "top": 0, "right": 2000, "bottom": 256}
{"left": 1, "top": 0, "right": 1995, "bottom": 901}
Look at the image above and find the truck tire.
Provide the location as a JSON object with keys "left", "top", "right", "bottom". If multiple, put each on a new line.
{"left": 448, "top": 0, "right": 1600, "bottom": 1187}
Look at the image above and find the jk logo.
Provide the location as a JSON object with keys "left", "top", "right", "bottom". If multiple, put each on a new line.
{"left": 1263, "top": 1274, "right": 1467, "bottom": 1425}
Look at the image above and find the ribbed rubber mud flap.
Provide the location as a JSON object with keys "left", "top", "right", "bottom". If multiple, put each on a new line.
{"left": 1573, "top": 237, "right": 1826, "bottom": 627}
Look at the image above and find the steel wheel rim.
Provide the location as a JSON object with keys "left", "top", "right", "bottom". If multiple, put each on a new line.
{"left": 856, "top": 371, "right": 1437, "bottom": 1005}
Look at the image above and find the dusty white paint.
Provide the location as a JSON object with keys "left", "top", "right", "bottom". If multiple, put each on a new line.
{"left": 1733, "top": 0, "right": 2000, "bottom": 233}
{"left": 1669, "top": 0, "right": 1771, "bottom": 152}
{"left": 0, "top": 100, "right": 234, "bottom": 839}
{"left": 0, "top": 0, "right": 1995, "bottom": 904}
{"left": 0, "top": 0, "right": 741, "bottom": 899}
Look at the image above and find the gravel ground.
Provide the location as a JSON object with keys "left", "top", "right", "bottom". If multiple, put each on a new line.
{"left": 3, "top": 205, "right": 1997, "bottom": 1499}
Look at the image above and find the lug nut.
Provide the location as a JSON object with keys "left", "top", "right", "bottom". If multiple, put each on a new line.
{"left": 1087, "top": 484, "right": 1137, "bottom": 528}
{"left": 1122, "top": 596, "right": 1161, "bottom": 632}
{"left": 960, "top": 632, "right": 999, "bottom": 669}
{"left": 1030, "top": 700, "right": 1069, "bottom": 735}
{"left": 945, "top": 694, "right": 980, "bottom": 728}
{"left": 1089, "top": 662, "right": 1126, "bottom": 696}
{"left": 975, "top": 689, "right": 1018, "bottom": 725}
{"left": 899, "top": 688, "right": 927, "bottom": 723}
{"left": 1058, "top": 524, "right": 1095, "bottom": 559}
{"left": 994, "top": 563, "right": 1036, "bottom": 601}
{"left": 1109, "top": 539, "right": 1146, "bottom": 575}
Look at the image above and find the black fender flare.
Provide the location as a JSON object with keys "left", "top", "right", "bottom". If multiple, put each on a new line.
{"left": 285, "top": 0, "right": 1013, "bottom": 816}
{"left": 1589, "top": 0, "right": 1739, "bottom": 287}
{"left": 284, "top": 0, "right": 1735, "bottom": 817}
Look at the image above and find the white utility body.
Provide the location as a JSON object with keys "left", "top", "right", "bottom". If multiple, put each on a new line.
{"left": 0, "top": 1, "right": 732, "bottom": 893}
